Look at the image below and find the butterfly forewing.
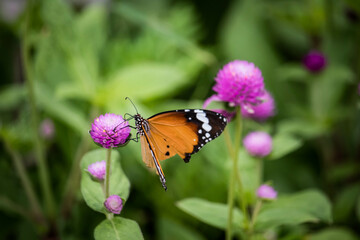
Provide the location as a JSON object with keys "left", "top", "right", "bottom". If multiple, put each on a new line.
{"left": 148, "top": 109, "right": 227, "bottom": 162}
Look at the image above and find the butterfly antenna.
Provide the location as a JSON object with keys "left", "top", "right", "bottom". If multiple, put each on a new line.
{"left": 125, "top": 97, "right": 139, "bottom": 114}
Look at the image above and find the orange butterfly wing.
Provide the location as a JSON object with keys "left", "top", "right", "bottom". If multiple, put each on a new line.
{"left": 135, "top": 109, "right": 227, "bottom": 190}
{"left": 146, "top": 112, "right": 199, "bottom": 161}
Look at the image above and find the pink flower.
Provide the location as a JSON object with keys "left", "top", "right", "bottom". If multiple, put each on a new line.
{"left": 303, "top": 50, "right": 327, "bottom": 72}
{"left": 40, "top": 118, "right": 55, "bottom": 140}
{"left": 204, "top": 60, "right": 265, "bottom": 112}
{"left": 89, "top": 113, "right": 131, "bottom": 148}
{"left": 241, "top": 91, "right": 275, "bottom": 122}
{"left": 243, "top": 131, "right": 272, "bottom": 158}
{"left": 257, "top": 184, "right": 277, "bottom": 200}
{"left": 87, "top": 160, "right": 106, "bottom": 180}
{"left": 104, "top": 195, "right": 123, "bottom": 214}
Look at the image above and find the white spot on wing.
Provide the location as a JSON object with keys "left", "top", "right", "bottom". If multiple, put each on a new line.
{"left": 185, "top": 109, "right": 190, "bottom": 112}
{"left": 205, "top": 133, "right": 210, "bottom": 138}
{"left": 194, "top": 109, "right": 203, "bottom": 113}
{"left": 196, "top": 113, "right": 209, "bottom": 123}
{"left": 202, "top": 123, "right": 212, "bottom": 132}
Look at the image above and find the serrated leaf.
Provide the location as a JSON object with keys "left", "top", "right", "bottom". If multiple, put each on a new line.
{"left": 80, "top": 149, "right": 130, "bottom": 213}
{"left": 255, "top": 190, "right": 332, "bottom": 230}
{"left": 176, "top": 198, "right": 244, "bottom": 231}
{"left": 269, "top": 133, "right": 303, "bottom": 160}
{"left": 94, "top": 217, "right": 143, "bottom": 240}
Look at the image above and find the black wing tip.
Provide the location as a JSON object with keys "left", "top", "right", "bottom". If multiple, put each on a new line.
{"left": 183, "top": 153, "right": 191, "bottom": 163}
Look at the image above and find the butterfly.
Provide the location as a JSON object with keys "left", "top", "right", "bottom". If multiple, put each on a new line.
{"left": 126, "top": 100, "right": 228, "bottom": 190}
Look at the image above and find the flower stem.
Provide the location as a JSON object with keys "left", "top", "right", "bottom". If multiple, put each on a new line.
{"left": 4, "top": 141, "right": 45, "bottom": 224}
{"left": 22, "top": 1, "right": 55, "bottom": 218}
{"left": 61, "top": 134, "right": 91, "bottom": 216}
{"left": 105, "top": 148, "right": 112, "bottom": 199}
{"left": 249, "top": 200, "right": 262, "bottom": 234}
{"left": 226, "top": 107, "right": 249, "bottom": 240}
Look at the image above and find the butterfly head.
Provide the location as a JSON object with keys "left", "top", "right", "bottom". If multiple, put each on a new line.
{"left": 134, "top": 113, "right": 149, "bottom": 136}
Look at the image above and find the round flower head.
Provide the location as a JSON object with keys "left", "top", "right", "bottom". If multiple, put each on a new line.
{"left": 243, "top": 131, "right": 272, "bottom": 158}
{"left": 204, "top": 60, "right": 265, "bottom": 111}
{"left": 40, "top": 118, "right": 55, "bottom": 140}
{"left": 104, "top": 195, "right": 123, "bottom": 214}
{"left": 303, "top": 50, "right": 327, "bottom": 72}
{"left": 89, "top": 113, "right": 131, "bottom": 148}
{"left": 241, "top": 91, "right": 275, "bottom": 121}
{"left": 257, "top": 184, "right": 277, "bottom": 200}
{"left": 88, "top": 160, "right": 106, "bottom": 180}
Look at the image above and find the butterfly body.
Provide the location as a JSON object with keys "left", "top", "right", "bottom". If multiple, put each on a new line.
{"left": 134, "top": 109, "right": 227, "bottom": 190}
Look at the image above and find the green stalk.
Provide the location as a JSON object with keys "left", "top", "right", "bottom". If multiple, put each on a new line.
{"left": 226, "top": 107, "right": 249, "bottom": 239}
{"left": 4, "top": 141, "right": 45, "bottom": 224}
{"left": 104, "top": 148, "right": 113, "bottom": 220}
{"left": 249, "top": 200, "right": 262, "bottom": 234}
{"left": 105, "top": 148, "right": 112, "bottom": 199}
{"left": 234, "top": 108, "right": 249, "bottom": 226}
{"left": 61, "top": 134, "right": 91, "bottom": 216}
{"left": 22, "top": 0, "right": 55, "bottom": 218}
{"left": 226, "top": 148, "right": 236, "bottom": 240}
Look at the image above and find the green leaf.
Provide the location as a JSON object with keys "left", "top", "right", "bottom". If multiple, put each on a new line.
{"left": 176, "top": 198, "right": 244, "bottom": 231}
{"left": 0, "top": 85, "right": 26, "bottom": 111}
{"left": 94, "top": 217, "right": 144, "bottom": 240}
{"left": 80, "top": 149, "right": 130, "bottom": 213}
{"left": 308, "top": 227, "right": 359, "bottom": 240}
{"left": 277, "top": 119, "right": 327, "bottom": 139}
{"left": 157, "top": 216, "right": 206, "bottom": 240}
{"left": 255, "top": 190, "right": 332, "bottom": 230}
{"left": 220, "top": 0, "right": 279, "bottom": 82}
{"left": 333, "top": 183, "right": 360, "bottom": 222}
{"left": 100, "top": 63, "right": 188, "bottom": 104}
{"left": 269, "top": 133, "right": 303, "bottom": 160}
{"left": 276, "top": 64, "right": 309, "bottom": 82}
{"left": 35, "top": 83, "right": 89, "bottom": 135}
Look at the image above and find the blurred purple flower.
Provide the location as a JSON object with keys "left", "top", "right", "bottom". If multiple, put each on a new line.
{"left": 104, "top": 195, "right": 123, "bottom": 214}
{"left": 241, "top": 91, "right": 275, "bottom": 122}
{"left": 204, "top": 60, "right": 265, "bottom": 112}
{"left": 88, "top": 160, "right": 106, "bottom": 180}
{"left": 257, "top": 184, "right": 277, "bottom": 200}
{"left": 0, "top": 0, "right": 25, "bottom": 23}
{"left": 243, "top": 131, "right": 272, "bottom": 158}
{"left": 303, "top": 50, "right": 327, "bottom": 72}
{"left": 89, "top": 113, "right": 131, "bottom": 148}
{"left": 40, "top": 118, "right": 55, "bottom": 140}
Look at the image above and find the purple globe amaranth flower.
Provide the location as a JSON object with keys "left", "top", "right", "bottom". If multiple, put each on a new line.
{"left": 243, "top": 131, "right": 272, "bottom": 158}
{"left": 257, "top": 184, "right": 277, "bottom": 200}
{"left": 204, "top": 60, "right": 265, "bottom": 111}
{"left": 88, "top": 160, "right": 106, "bottom": 180}
{"left": 303, "top": 50, "right": 327, "bottom": 72}
{"left": 104, "top": 195, "right": 123, "bottom": 214}
{"left": 89, "top": 113, "right": 131, "bottom": 148}
{"left": 241, "top": 91, "right": 275, "bottom": 122}
{"left": 40, "top": 118, "right": 55, "bottom": 140}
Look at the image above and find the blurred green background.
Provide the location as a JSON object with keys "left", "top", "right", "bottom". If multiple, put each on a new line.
{"left": 0, "top": 0, "right": 360, "bottom": 239}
